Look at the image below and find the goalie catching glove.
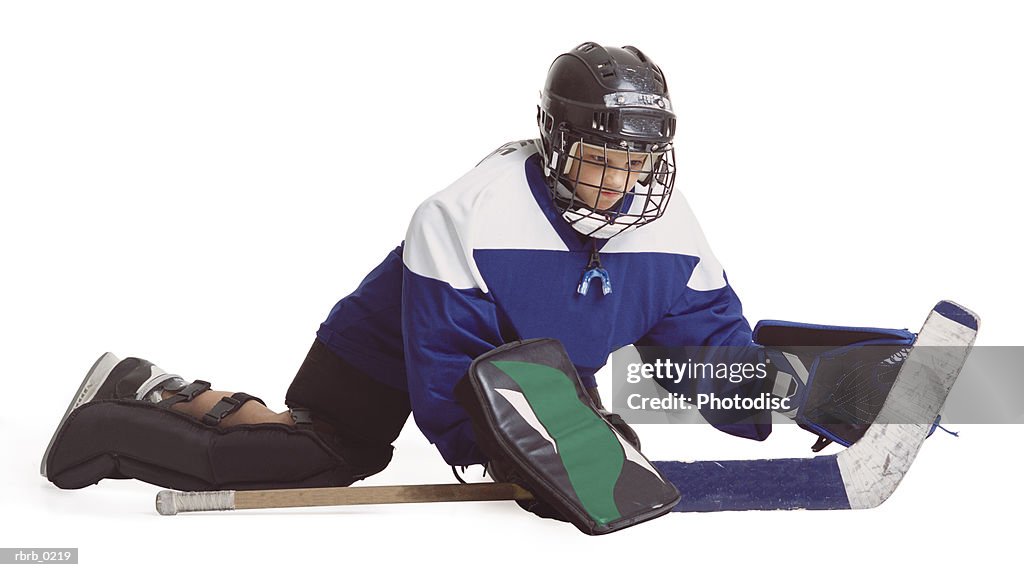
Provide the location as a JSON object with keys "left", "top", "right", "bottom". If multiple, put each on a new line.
{"left": 754, "top": 319, "right": 917, "bottom": 450}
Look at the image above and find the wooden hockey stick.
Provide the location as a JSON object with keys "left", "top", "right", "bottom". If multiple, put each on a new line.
{"left": 155, "top": 482, "right": 534, "bottom": 515}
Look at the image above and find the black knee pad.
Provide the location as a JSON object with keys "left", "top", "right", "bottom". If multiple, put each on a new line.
{"left": 44, "top": 399, "right": 392, "bottom": 491}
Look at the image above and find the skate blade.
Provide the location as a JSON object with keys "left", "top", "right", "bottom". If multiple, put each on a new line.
{"left": 40, "top": 352, "right": 122, "bottom": 477}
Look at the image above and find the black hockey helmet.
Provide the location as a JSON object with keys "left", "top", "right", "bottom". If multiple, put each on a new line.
{"left": 538, "top": 42, "right": 677, "bottom": 238}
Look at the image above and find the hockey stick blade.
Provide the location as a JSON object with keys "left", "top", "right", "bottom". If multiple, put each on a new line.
{"left": 653, "top": 300, "right": 979, "bottom": 512}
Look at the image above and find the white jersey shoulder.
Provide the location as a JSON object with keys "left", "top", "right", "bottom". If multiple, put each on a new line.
{"left": 602, "top": 192, "right": 728, "bottom": 291}
{"left": 403, "top": 139, "right": 728, "bottom": 293}
{"left": 403, "top": 140, "right": 563, "bottom": 292}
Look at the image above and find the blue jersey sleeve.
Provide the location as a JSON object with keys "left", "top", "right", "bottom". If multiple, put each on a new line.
{"left": 400, "top": 197, "right": 508, "bottom": 466}
{"left": 638, "top": 277, "right": 753, "bottom": 349}
{"left": 637, "top": 277, "right": 771, "bottom": 441}
{"left": 401, "top": 268, "right": 505, "bottom": 466}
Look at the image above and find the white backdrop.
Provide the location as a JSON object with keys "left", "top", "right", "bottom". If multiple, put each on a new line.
{"left": 2, "top": 1, "right": 1021, "bottom": 574}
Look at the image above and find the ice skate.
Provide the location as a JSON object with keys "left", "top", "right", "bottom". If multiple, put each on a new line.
{"left": 40, "top": 353, "right": 187, "bottom": 476}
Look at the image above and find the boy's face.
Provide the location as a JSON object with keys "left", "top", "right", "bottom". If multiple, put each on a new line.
{"left": 565, "top": 143, "right": 651, "bottom": 211}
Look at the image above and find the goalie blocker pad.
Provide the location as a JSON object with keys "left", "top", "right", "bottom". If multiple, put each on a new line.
{"left": 754, "top": 319, "right": 916, "bottom": 449}
{"left": 454, "top": 338, "right": 680, "bottom": 535}
{"left": 45, "top": 399, "right": 386, "bottom": 491}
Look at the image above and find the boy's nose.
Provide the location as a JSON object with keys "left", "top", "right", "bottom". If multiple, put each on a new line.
{"left": 602, "top": 167, "right": 629, "bottom": 191}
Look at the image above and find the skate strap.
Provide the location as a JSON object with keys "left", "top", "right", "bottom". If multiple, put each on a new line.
{"left": 202, "top": 392, "right": 266, "bottom": 426}
{"left": 156, "top": 380, "right": 212, "bottom": 409}
{"left": 286, "top": 408, "right": 342, "bottom": 437}
{"left": 289, "top": 408, "right": 314, "bottom": 427}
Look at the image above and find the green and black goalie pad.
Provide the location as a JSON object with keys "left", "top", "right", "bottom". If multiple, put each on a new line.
{"left": 454, "top": 338, "right": 680, "bottom": 535}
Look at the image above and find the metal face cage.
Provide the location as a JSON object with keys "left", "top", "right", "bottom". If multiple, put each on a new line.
{"left": 545, "top": 127, "right": 676, "bottom": 239}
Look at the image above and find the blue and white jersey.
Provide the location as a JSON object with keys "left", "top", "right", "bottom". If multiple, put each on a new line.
{"left": 318, "top": 139, "right": 754, "bottom": 465}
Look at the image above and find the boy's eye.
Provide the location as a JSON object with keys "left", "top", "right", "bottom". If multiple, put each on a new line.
{"left": 590, "top": 155, "right": 606, "bottom": 163}
{"left": 630, "top": 160, "right": 645, "bottom": 167}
